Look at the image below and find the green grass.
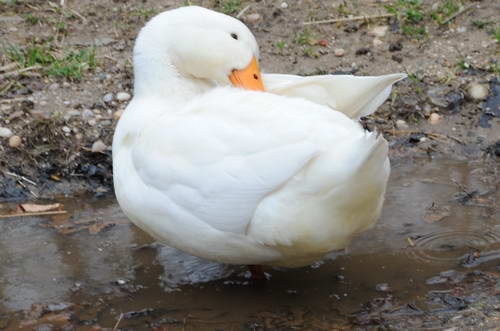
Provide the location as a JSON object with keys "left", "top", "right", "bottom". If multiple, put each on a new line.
{"left": 430, "top": 0, "right": 463, "bottom": 24}
{"left": 295, "top": 29, "right": 317, "bottom": 46}
{"left": 275, "top": 41, "right": 286, "bottom": 49}
{"left": 384, "top": 0, "right": 427, "bottom": 39}
{"left": 23, "top": 13, "right": 42, "bottom": 25}
{"left": 472, "top": 20, "right": 494, "bottom": 29}
{"left": 494, "top": 26, "right": 500, "bottom": 43}
{"left": 131, "top": 7, "right": 159, "bottom": 20}
{"left": 219, "top": 0, "right": 241, "bottom": 15}
{"left": 5, "top": 42, "right": 96, "bottom": 80}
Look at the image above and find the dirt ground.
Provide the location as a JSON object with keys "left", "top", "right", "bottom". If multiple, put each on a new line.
{"left": 0, "top": 0, "right": 499, "bottom": 329}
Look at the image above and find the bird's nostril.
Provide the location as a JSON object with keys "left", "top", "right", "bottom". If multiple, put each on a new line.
{"left": 253, "top": 74, "right": 259, "bottom": 80}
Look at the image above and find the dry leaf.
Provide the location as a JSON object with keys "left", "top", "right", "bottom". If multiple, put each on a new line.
{"left": 20, "top": 203, "right": 62, "bottom": 213}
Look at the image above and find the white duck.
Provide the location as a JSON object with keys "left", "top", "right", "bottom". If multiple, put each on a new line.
{"left": 113, "top": 6, "right": 405, "bottom": 269}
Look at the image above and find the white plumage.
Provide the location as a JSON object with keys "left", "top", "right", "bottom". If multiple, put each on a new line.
{"left": 113, "top": 6, "right": 406, "bottom": 267}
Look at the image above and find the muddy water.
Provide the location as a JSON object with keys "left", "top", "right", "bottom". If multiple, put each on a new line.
{"left": 0, "top": 159, "right": 498, "bottom": 329}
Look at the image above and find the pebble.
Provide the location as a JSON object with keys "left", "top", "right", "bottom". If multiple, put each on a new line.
{"left": 334, "top": 48, "right": 345, "bottom": 57}
{"left": 468, "top": 83, "right": 489, "bottom": 100}
{"left": 280, "top": 2, "right": 288, "bottom": 9}
{"left": 0, "top": 127, "right": 13, "bottom": 138}
{"left": 116, "top": 92, "right": 131, "bottom": 101}
{"left": 103, "top": 93, "right": 114, "bottom": 103}
{"left": 429, "top": 113, "right": 441, "bottom": 125}
{"left": 426, "top": 275, "right": 448, "bottom": 285}
{"left": 81, "top": 109, "right": 94, "bottom": 121}
{"left": 244, "top": 13, "right": 261, "bottom": 24}
{"left": 396, "top": 119, "right": 409, "bottom": 130}
{"left": 114, "top": 109, "right": 124, "bottom": 121}
{"left": 9, "top": 135, "right": 21, "bottom": 148}
{"left": 375, "top": 283, "right": 392, "bottom": 292}
{"left": 62, "top": 126, "right": 71, "bottom": 133}
{"left": 372, "top": 38, "right": 383, "bottom": 47}
{"left": 368, "top": 26, "right": 388, "bottom": 38}
{"left": 49, "top": 83, "right": 60, "bottom": 90}
{"left": 91, "top": 140, "right": 107, "bottom": 153}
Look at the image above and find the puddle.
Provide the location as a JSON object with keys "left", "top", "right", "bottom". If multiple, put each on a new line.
{"left": 0, "top": 159, "right": 499, "bottom": 329}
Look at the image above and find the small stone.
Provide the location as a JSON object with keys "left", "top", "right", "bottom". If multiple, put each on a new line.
{"left": 391, "top": 54, "right": 403, "bottom": 63}
{"left": 457, "top": 26, "right": 466, "bottom": 33}
{"left": 334, "top": 48, "right": 345, "bottom": 57}
{"left": 468, "top": 83, "right": 489, "bottom": 100}
{"left": 389, "top": 41, "right": 403, "bottom": 52}
{"left": 91, "top": 140, "right": 107, "bottom": 153}
{"left": 116, "top": 279, "right": 127, "bottom": 285}
{"left": 280, "top": 2, "right": 288, "bottom": 9}
{"left": 64, "top": 110, "right": 80, "bottom": 120}
{"left": 62, "top": 126, "right": 71, "bottom": 133}
{"left": 375, "top": 283, "right": 392, "bottom": 292}
{"left": 318, "top": 39, "right": 328, "bottom": 47}
{"left": 429, "top": 113, "right": 441, "bottom": 125}
{"left": 396, "top": 119, "right": 408, "bottom": 130}
{"left": 427, "top": 86, "right": 449, "bottom": 108}
{"left": 244, "top": 13, "right": 261, "bottom": 24}
{"left": 0, "top": 127, "right": 13, "bottom": 138}
{"left": 116, "top": 92, "right": 131, "bottom": 101}
{"left": 81, "top": 109, "right": 94, "bottom": 121}
{"left": 49, "top": 83, "right": 60, "bottom": 90}
{"left": 9, "top": 135, "right": 21, "bottom": 148}
{"left": 103, "top": 93, "right": 113, "bottom": 103}
{"left": 114, "top": 109, "right": 124, "bottom": 121}
{"left": 372, "top": 38, "right": 383, "bottom": 47}
{"left": 426, "top": 275, "right": 447, "bottom": 285}
{"left": 368, "top": 26, "right": 388, "bottom": 38}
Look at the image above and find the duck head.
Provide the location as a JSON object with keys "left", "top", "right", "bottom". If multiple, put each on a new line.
{"left": 133, "top": 6, "right": 265, "bottom": 97}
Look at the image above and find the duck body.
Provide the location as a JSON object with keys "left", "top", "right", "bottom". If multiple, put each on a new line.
{"left": 113, "top": 6, "right": 405, "bottom": 267}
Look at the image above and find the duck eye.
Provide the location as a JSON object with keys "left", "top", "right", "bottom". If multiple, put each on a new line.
{"left": 231, "top": 33, "right": 239, "bottom": 40}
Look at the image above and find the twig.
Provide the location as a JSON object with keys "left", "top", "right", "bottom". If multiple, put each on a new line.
{"left": 68, "top": 8, "right": 87, "bottom": 23}
{"left": 0, "top": 81, "right": 14, "bottom": 96}
{"left": 112, "top": 313, "right": 123, "bottom": 331}
{"left": 440, "top": 4, "right": 476, "bottom": 25}
{"left": 0, "top": 210, "right": 67, "bottom": 219}
{"left": 236, "top": 5, "right": 251, "bottom": 19}
{"left": 303, "top": 13, "right": 394, "bottom": 25}
{"left": 4, "top": 171, "right": 37, "bottom": 186}
{"left": 0, "top": 63, "right": 17, "bottom": 72}
{"left": 0, "top": 65, "right": 42, "bottom": 80}
{"left": 0, "top": 97, "right": 31, "bottom": 104}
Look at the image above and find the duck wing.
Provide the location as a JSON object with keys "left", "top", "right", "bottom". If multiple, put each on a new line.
{"left": 131, "top": 88, "right": 367, "bottom": 237}
{"left": 263, "top": 73, "right": 406, "bottom": 119}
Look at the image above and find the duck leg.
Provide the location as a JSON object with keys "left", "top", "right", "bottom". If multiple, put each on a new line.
{"left": 248, "top": 265, "right": 265, "bottom": 280}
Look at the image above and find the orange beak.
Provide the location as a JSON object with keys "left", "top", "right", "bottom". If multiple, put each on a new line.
{"left": 228, "top": 56, "right": 265, "bottom": 91}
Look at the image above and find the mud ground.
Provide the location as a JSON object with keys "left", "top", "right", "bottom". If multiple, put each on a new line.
{"left": 0, "top": 0, "right": 499, "bottom": 329}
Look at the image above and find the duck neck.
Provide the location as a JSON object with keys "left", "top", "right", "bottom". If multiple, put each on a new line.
{"left": 133, "top": 52, "right": 213, "bottom": 105}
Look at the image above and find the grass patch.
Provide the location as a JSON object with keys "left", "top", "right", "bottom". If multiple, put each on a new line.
{"left": 131, "top": 7, "right": 159, "bottom": 20}
{"left": 295, "top": 29, "right": 318, "bottom": 46}
{"left": 385, "top": 0, "right": 427, "bottom": 39}
{"left": 219, "top": 0, "right": 241, "bottom": 15}
{"left": 5, "top": 42, "right": 96, "bottom": 80}
{"left": 430, "top": 0, "right": 463, "bottom": 24}
{"left": 494, "top": 26, "right": 500, "bottom": 43}
{"left": 23, "top": 13, "right": 42, "bottom": 25}
{"left": 472, "top": 20, "right": 494, "bottom": 29}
